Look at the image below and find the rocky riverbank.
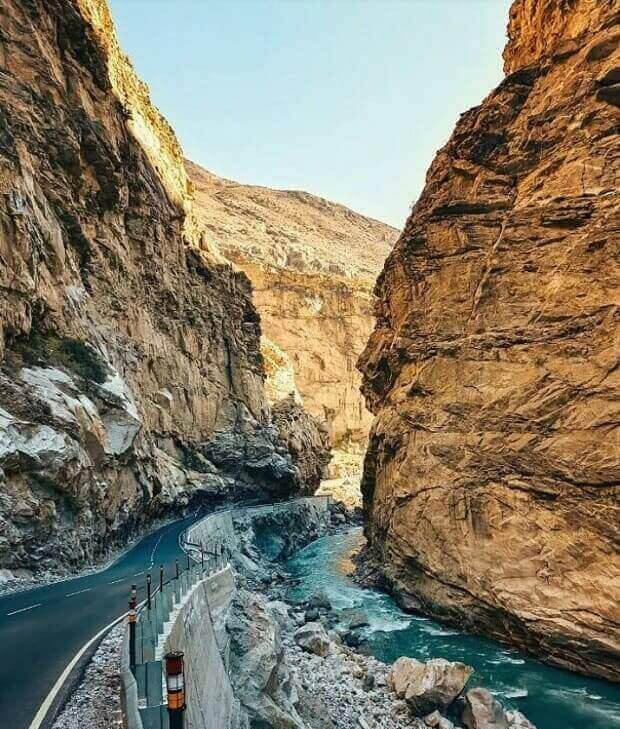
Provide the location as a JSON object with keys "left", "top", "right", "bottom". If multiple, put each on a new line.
{"left": 229, "top": 513, "right": 538, "bottom": 729}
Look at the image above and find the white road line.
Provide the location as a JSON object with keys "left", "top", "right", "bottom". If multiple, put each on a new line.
{"left": 134, "top": 570, "right": 145, "bottom": 577}
{"left": 6, "top": 603, "right": 42, "bottom": 616}
{"left": 65, "top": 587, "right": 92, "bottom": 598}
{"left": 107, "top": 577, "right": 124, "bottom": 585}
{"left": 149, "top": 532, "right": 165, "bottom": 568}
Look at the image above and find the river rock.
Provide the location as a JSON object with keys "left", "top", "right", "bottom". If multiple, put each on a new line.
{"left": 462, "top": 688, "right": 509, "bottom": 729}
{"left": 228, "top": 589, "right": 304, "bottom": 729}
{"left": 343, "top": 627, "right": 366, "bottom": 648}
{"left": 294, "top": 622, "right": 332, "bottom": 657}
{"left": 388, "top": 657, "right": 473, "bottom": 715}
{"left": 345, "top": 611, "right": 370, "bottom": 629}
{"left": 506, "top": 711, "right": 536, "bottom": 729}
{"left": 268, "top": 600, "right": 293, "bottom": 631}
{"left": 424, "top": 715, "right": 455, "bottom": 729}
{"left": 307, "top": 588, "right": 333, "bottom": 610}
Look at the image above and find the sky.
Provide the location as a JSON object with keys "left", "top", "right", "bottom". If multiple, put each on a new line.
{"left": 109, "top": 0, "right": 512, "bottom": 229}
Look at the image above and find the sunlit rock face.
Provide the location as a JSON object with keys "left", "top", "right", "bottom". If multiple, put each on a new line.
{"left": 0, "top": 0, "right": 328, "bottom": 572}
{"left": 359, "top": 0, "right": 619, "bottom": 680}
{"left": 188, "top": 161, "right": 398, "bottom": 504}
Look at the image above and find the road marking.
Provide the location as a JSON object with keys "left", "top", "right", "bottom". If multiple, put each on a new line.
{"left": 134, "top": 570, "right": 145, "bottom": 577}
{"left": 6, "top": 603, "right": 42, "bottom": 616}
{"left": 107, "top": 577, "right": 124, "bottom": 585}
{"left": 65, "top": 588, "right": 92, "bottom": 597}
{"left": 149, "top": 532, "right": 165, "bottom": 568}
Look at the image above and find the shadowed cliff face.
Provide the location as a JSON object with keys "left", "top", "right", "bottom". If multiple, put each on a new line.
{"left": 187, "top": 161, "right": 398, "bottom": 505}
{"left": 359, "top": 0, "right": 619, "bottom": 680}
{"left": 0, "top": 0, "right": 329, "bottom": 573}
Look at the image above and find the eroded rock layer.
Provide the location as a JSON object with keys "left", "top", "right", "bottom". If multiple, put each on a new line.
{"left": 359, "top": 0, "right": 620, "bottom": 680}
{"left": 0, "top": 0, "right": 328, "bottom": 573}
{"left": 188, "top": 161, "right": 398, "bottom": 504}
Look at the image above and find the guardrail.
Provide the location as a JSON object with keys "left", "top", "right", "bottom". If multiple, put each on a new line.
{"left": 120, "top": 546, "right": 230, "bottom": 729}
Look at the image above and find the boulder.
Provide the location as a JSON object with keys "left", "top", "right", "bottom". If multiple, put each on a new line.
{"left": 343, "top": 627, "right": 366, "bottom": 648}
{"left": 346, "top": 611, "right": 370, "bottom": 629}
{"left": 462, "top": 688, "right": 508, "bottom": 729}
{"left": 307, "top": 588, "right": 332, "bottom": 610}
{"left": 268, "top": 600, "right": 292, "bottom": 631}
{"left": 439, "top": 720, "right": 455, "bottom": 729}
{"left": 506, "top": 711, "right": 536, "bottom": 729}
{"left": 462, "top": 689, "right": 538, "bottom": 729}
{"left": 228, "top": 590, "right": 304, "bottom": 729}
{"left": 388, "top": 657, "right": 473, "bottom": 715}
{"left": 294, "top": 622, "right": 332, "bottom": 657}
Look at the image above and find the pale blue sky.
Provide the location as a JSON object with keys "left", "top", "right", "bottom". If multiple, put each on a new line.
{"left": 109, "top": 0, "right": 512, "bottom": 228}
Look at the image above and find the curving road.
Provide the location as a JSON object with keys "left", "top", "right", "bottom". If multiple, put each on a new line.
{"left": 0, "top": 514, "right": 202, "bottom": 729}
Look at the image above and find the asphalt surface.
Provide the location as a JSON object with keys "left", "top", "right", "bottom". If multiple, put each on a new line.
{"left": 0, "top": 514, "right": 201, "bottom": 729}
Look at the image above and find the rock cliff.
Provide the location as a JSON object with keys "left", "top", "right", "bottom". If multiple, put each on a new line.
{"left": 0, "top": 0, "right": 328, "bottom": 574}
{"left": 359, "top": 0, "right": 620, "bottom": 680}
{"left": 188, "top": 161, "right": 398, "bottom": 504}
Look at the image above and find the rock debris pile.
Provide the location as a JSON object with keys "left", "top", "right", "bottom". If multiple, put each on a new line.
{"left": 52, "top": 623, "right": 123, "bottom": 729}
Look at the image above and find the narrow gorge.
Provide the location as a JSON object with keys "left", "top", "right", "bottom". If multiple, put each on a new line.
{"left": 188, "top": 160, "right": 398, "bottom": 504}
{"left": 0, "top": 1, "right": 618, "bottom": 729}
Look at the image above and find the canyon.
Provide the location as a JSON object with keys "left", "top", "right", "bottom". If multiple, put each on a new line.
{"left": 188, "top": 161, "right": 398, "bottom": 505}
{"left": 0, "top": 0, "right": 331, "bottom": 575}
{"left": 0, "top": 3, "right": 617, "bottom": 722}
{"left": 359, "top": 0, "right": 620, "bottom": 682}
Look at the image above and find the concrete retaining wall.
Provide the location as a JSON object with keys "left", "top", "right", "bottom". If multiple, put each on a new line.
{"left": 163, "top": 567, "right": 244, "bottom": 729}
{"left": 185, "top": 511, "right": 240, "bottom": 555}
{"left": 185, "top": 497, "right": 331, "bottom": 553}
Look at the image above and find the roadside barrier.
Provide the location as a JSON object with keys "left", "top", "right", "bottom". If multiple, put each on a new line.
{"left": 120, "top": 540, "right": 230, "bottom": 729}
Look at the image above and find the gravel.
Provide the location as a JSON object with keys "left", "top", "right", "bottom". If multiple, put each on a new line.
{"left": 52, "top": 624, "right": 124, "bottom": 729}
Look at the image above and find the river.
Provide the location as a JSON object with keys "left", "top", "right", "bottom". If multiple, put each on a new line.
{"left": 284, "top": 528, "right": 620, "bottom": 729}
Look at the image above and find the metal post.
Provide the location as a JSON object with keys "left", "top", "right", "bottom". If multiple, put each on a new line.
{"left": 187, "top": 553, "right": 190, "bottom": 571}
{"left": 165, "top": 651, "right": 186, "bottom": 729}
{"left": 175, "top": 558, "right": 179, "bottom": 579}
{"left": 146, "top": 573, "right": 152, "bottom": 611}
{"left": 160, "top": 564, "right": 164, "bottom": 594}
{"left": 128, "top": 584, "right": 137, "bottom": 668}
{"left": 201, "top": 549, "right": 204, "bottom": 571}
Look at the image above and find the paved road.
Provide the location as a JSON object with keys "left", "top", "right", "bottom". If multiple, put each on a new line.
{"left": 0, "top": 514, "right": 201, "bottom": 729}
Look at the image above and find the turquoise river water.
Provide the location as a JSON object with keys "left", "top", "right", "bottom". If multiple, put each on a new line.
{"left": 284, "top": 529, "right": 620, "bottom": 729}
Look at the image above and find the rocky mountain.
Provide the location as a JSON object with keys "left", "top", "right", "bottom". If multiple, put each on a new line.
{"left": 188, "top": 161, "right": 398, "bottom": 504}
{"left": 0, "top": 0, "right": 329, "bottom": 575}
{"left": 358, "top": 0, "right": 619, "bottom": 681}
